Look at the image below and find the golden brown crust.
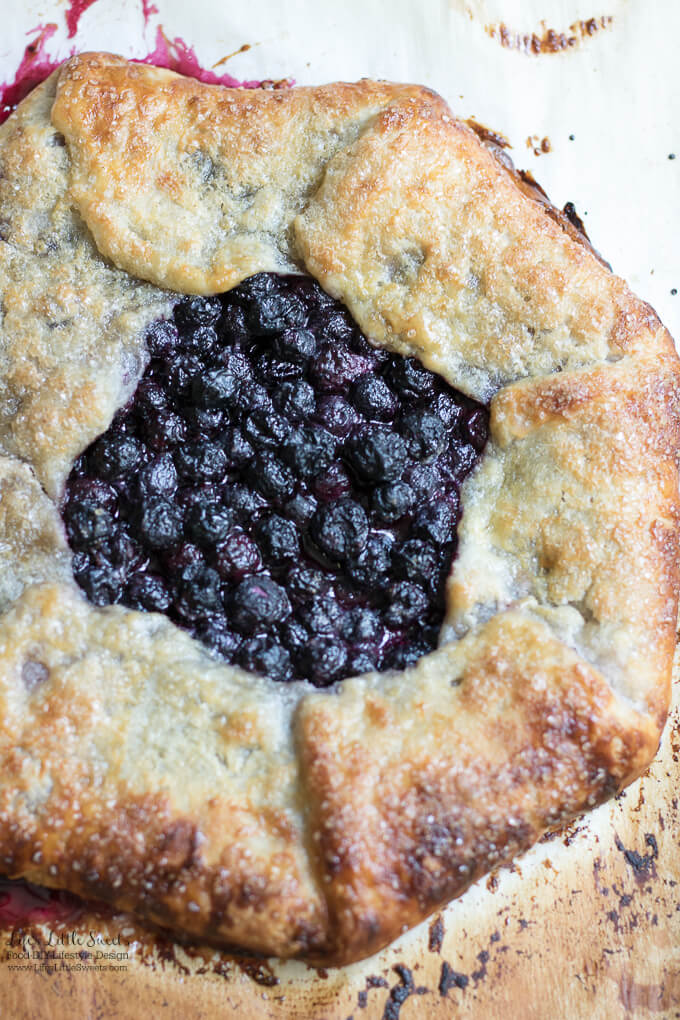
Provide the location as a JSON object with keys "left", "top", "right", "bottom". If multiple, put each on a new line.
{"left": 0, "top": 53, "right": 677, "bottom": 966}
{"left": 298, "top": 613, "right": 659, "bottom": 965}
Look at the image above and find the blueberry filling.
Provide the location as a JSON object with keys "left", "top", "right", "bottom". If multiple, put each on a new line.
{"left": 61, "top": 274, "right": 488, "bottom": 686}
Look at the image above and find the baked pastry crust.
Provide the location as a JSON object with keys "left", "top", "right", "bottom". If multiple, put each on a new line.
{"left": 0, "top": 52, "right": 677, "bottom": 966}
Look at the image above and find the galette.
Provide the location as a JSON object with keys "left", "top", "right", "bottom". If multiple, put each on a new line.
{"left": 0, "top": 52, "right": 677, "bottom": 966}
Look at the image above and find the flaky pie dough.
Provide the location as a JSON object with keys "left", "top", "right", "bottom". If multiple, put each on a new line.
{"left": 0, "top": 53, "right": 677, "bottom": 966}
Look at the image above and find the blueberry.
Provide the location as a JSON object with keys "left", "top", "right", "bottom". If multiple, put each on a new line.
{"left": 77, "top": 563, "right": 123, "bottom": 606}
{"left": 371, "top": 480, "right": 414, "bottom": 523}
{"left": 433, "top": 391, "right": 463, "bottom": 429}
{"left": 65, "top": 478, "right": 118, "bottom": 511}
{"left": 146, "top": 319, "right": 180, "bottom": 358}
{"left": 231, "top": 380, "right": 273, "bottom": 417}
{"left": 223, "top": 484, "right": 267, "bottom": 521}
{"left": 313, "top": 462, "right": 352, "bottom": 502}
{"left": 344, "top": 427, "right": 407, "bottom": 483}
{"left": 136, "top": 454, "right": 178, "bottom": 499}
{"left": 247, "top": 291, "right": 307, "bottom": 335}
{"left": 249, "top": 452, "right": 295, "bottom": 503}
{"left": 214, "top": 530, "right": 262, "bottom": 580}
{"left": 197, "top": 620, "right": 240, "bottom": 658}
{"left": 163, "top": 354, "right": 204, "bottom": 399}
{"left": 143, "top": 410, "right": 188, "bottom": 451}
{"left": 389, "top": 356, "right": 435, "bottom": 398}
{"left": 218, "top": 304, "right": 249, "bottom": 343}
{"left": 238, "top": 635, "right": 292, "bottom": 682}
{"left": 273, "top": 379, "right": 316, "bottom": 421}
{"left": 298, "top": 595, "right": 343, "bottom": 635}
{"left": 222, "top": 429, "right": 254, "bottom": 470}
{"left": 346, "top": 533, "right": 393, "bottom": 588}
{"left": 309, "top": 345, "right": 370, "bottom": 393}
{"left": 399, "top": 410, "right": 446, "bottom": 460}
{"left": 191, "top": 368, "right": 240, "bottom": 408}
{"left": 315, "top": 395, "right": 360, "bottom": 437}
{"left": 231, "top": 273, "right": 277, "bottom": 305}
{"left": 340, "top": 607, "right": 381, "bottom": 643}
{"left": 404, "top": 461, "right": 444, "bottom": 499}
{"left": 243, "top": 409, "right": 291, "bottom": 450}
{"left": 346, "top": 648, "right": 380, "bottom": 676}
{"left": 317, "top": 310, "right": 355, "bottom": 344}
{"left": 351, "top": 376, "right": 397, "bottom": 421}
{"left": 256, "top": 514, "right": 299, "bottom": 563}
{"left": 135, "top": 379, "right": 168, "bottom": 413}
{"left": 231, "top": 576, "right": 291, "bottom": 633}
{"left": 274, "top": 328, "right": 317, "bottom": 364}
{"left": 185, "top": 324, "right": 218, "bottom": 356}
{"left": 162, "top": 542, "right": 204, "bottom": 576}
{"left": 65, "top": 505, "right": 117, "bottom": 545}
{"left": 282, "top": 426, "right": 336, "bottom": 479}
{"left": 392, "top": 539, "right": 439, "bottom": 585}
{"left": 441, "top": 443, "right": 477, "bottom": 481}
{"left": 254, "top": 352, "right": 304, "bottom": 384}
{"left": 125, "top": 573, "right": 171, "bottom": 613}
{"left": 175, "top": 295, "right": 222, "bottom": 328}
{"left": 286, "top": 566, "right": 330, "bottom": 603}
{"left": 177, "top": 563, "right": 223, "bottom": 613}
{"left": 385, "top": 581, "right": 429, "bottom": 628}
{"left": 412, "top": 502, "right": 456, "bottom": 546}
{"left": 137, "top": 498, "right": 184, "bottom": 549}
{"left": 309, "top": 500, "right": 368, "bottom": 562}
{"left": 186, "top": 503, "right": 235, "bottom": 545}
{"left": 284, "top": 492, "right": 318, "bottom": 526}
{"left": 90, "top": 434, "right": 144, "bottom": 479}
{"left": 299, "top": 635, "right": 348, "bottom": 686}
{"left": 174, "top": 442, "right": 227, "bottom": 483}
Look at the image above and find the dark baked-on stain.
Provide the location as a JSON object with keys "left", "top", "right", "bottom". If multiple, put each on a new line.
{"left": 614, "top": 833, "right": 659, "bottom": 879}
{"left": 382, "top": 965, "right": 427, "bottom": 1020}
{"left": 485, "top": 16, "right": 614, "bottom": 55}
{"left": 439, "top": 960, "right": 469, "bottom": 996}
{"left": 428, "top": 914, "right": 444, "bottom": 953}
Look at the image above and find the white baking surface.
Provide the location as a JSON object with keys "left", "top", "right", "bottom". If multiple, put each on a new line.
{"left": 1, "top": 3, "right": 679, "bottom": 1015}
{"left": 2, "top": 0, "right": 678, "bottom": 341}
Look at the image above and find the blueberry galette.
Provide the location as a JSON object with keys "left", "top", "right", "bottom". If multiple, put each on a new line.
{"left": 0, "top": 52, "right": 678, "bottom": 966}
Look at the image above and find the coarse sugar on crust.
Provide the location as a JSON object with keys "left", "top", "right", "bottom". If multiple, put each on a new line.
{"left": 0, "top": 52, "right": 677, "bottom": 965}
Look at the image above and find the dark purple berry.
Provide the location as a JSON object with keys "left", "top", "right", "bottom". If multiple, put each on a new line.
{"left": 249, "top": 452, "right": 295, "bottom": 503}
{"left": 344, "top": 427, "right": 407, "bottom": 483}
{"left": 176, "top": 295, "right": 222, "bottom": 328}
{"left": 137, "top": 498, "right": 183, "bottom": 549}
{"left": 385, "top": 581, "right": 429, "bottom": 627}
{"left": 238, "top": 636, "right": 292, "bottom": 682}
{"left": 273, "top": 379, "right": 316, "bottom": 421}
{"left": 310, "top": 500, "right": 368, "bottom": 562}
{"left": 286, "top": 566, "right": 330, "bottom": 603}
{"left": 399, "top": 410, "right": 446, "bottom": 460}
{"left": 299, "top": 635, "right": 348, "bottom": 686}
{"left": 282, "top": 426, "right": 336, "bottom": 479}
{"left": 315, "top": 395, "right": 360, "bottom": 437}
{"left": 214, "top": 531, "right": 262, "bottom": 580}
{"left": 185, "top": 502, "right": 235, "bottom": 546}
{"left": 191, "top": 368, "right": 240, "bottom": 408}
{"left": 146, "top": 319, "right": 180, "bottom": 358}
{"left": 126, "top": 573, "right": 171, "bottom": 613}
{"left": 174, "top": 442, "right": 227, "bottom": 483}
{"left": 90, "top": 434, "right": 144, "bottom": 479}
{"left": 389, "top": 356, "right": 435, "bottom": 398}
{"left": 351, "top": 375, "right": 397, "bottom": 420}
{"left": 231, "top": 576, "right": 291, "bottom": 634}
{"left": 371, "top": 480, "right": 414, "bottom": 523}
{"left": 256, "top": 515, "right": 299, "bottom": 563}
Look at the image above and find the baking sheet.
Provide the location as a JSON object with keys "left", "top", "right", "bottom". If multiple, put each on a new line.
{"left": 1, "top": 1, "right": 679, "bottom": 1016}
